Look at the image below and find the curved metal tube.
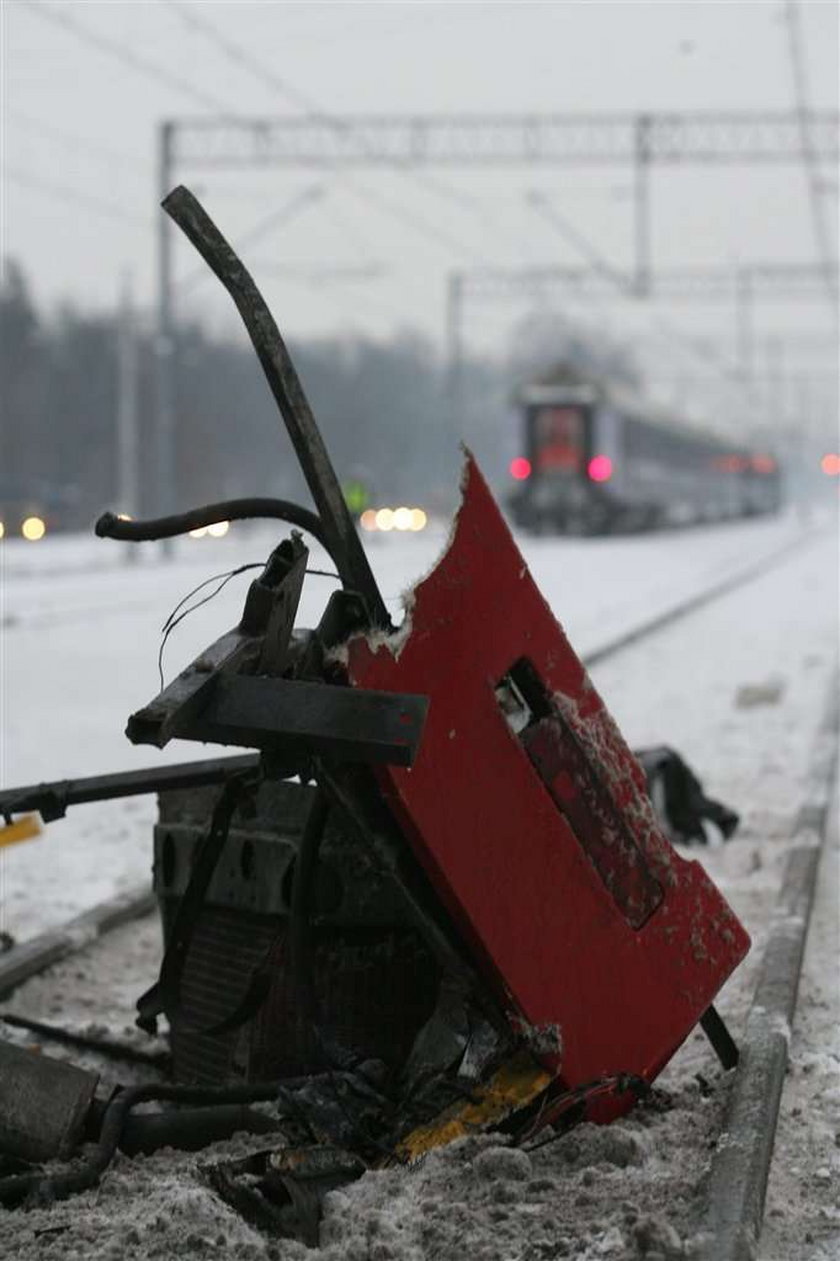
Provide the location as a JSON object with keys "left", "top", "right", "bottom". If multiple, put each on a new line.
{"left": 96, "top": 497, "right": 332, "bottom": 556}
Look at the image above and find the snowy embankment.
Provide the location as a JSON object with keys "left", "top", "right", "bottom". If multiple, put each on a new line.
{"left": 0, "top": 511, "right": 837, "bottom": 1260}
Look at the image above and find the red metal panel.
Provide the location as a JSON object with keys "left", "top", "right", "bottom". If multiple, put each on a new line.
{"left": 345, "top": 454, "right": 749, "bottom": 1097}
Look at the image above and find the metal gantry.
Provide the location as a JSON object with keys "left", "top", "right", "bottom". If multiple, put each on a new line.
{"left": 166, "top": 112, "right": 840, "bottom": 167}
{"left": 445, "top": 263, "right": 839, "bottom": 413}
{"left": 154, "top": 110, "right": 840, "bottom": 528}
{"left": 448, "top": 262, "right": 838, "bottom": 303}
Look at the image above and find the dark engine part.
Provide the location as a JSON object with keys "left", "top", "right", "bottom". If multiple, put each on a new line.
{"left": 154, "top": 778, "right": 442, "bottom": 1085}
{"left": 635, "top": 745, "right": 740, "bottom": 845}
{"left": 203, "top": 1145, "right": 366, "bottom": 1249}
{"left": 0, "top": 1040, "right": 98, "bottom": 1164}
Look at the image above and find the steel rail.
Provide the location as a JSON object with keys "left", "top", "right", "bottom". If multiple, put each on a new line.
{"left": 698, "top": 678, "right": 839, "bottom": 1260}
{"left": 582, "top": 530, "right": 812, "bottom": 667}
{"left": 0, "top": 888, "right": 155, "bottom": 1001}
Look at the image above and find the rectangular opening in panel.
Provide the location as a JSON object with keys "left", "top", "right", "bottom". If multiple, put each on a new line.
{"left": 496, "top": 658, "right": 662, "bottom": 929}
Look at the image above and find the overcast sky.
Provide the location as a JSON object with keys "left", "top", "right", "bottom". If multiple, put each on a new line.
{"left": 1, "top": 1, "right": 837, "bottom": 429}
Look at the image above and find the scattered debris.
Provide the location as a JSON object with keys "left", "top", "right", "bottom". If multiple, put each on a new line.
{"left": 0, "top": 188, "right": 751, "bottom": 1248}
{"left": 735, "top": 678, "right": 786, "bottom": 708}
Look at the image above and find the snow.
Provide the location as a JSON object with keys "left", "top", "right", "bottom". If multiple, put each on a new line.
{"left": 0, "top": 506, "right": 838, "bottom": 1258}
{"left": 0, "top": 509, "right": 814, "bottom": 940}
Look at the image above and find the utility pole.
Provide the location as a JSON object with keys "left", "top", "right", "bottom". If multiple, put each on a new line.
{"left": 634, "top": 115, "right": 652, "bottom": 297}
{"left": 736, "top": 267, "right": 754, "bottom": 384}
{"left": 445, "top": 272, "right": 464, "bottom": 454}
{"left": 116, "top": 272, "right": 139, "bottom": 562}
{"left": 155, "top": 121, "right": 176, "bottom": 558}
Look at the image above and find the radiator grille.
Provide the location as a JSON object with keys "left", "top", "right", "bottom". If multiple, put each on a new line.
{"left": 164, "top": 902, "right": 439, "bottom": 1083}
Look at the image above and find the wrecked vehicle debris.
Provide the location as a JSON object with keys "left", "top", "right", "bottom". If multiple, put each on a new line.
{"left": 0, "top": 187, "right": 750, "bottom": 1246}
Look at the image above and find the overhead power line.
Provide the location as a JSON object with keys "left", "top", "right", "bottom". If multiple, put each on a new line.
{"left": 23, "top": 0, "right": 499, "bottom": 269}
{"left": 527, "top": 191, "right": 631, "bottom": 294}
{"left": 3, "top": 165, "right": 152, "bottom": 225}
{"left": 784, "top": 1, "right": 838, "bottom": 314}
{"left": 163, "top": 0, "right": 527, "bottom": 263}
{"left": 24, "top": 0, "right": 235, "bottom": 115}
{"left": 175, "top": 184, "right": 326, "bottom": 293}
{"left": 8, "top": 111, "right": 149, "bottom": 176}
{"left": 164, "top": 0, "right": 323, "bottom": 115}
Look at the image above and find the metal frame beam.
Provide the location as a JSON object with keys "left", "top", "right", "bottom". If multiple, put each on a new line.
{"left": 166, "top": 112, "right": 840, "bottom": 167}
{"left": 453, "top": 263, "right": 838, "bottom": 302}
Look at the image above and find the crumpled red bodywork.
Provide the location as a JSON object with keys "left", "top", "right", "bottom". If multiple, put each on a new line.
{"left": 345, "top": 454, "right": 749, "bottom": 1098}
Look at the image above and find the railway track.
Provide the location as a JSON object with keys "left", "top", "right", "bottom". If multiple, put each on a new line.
{"left": 0, "top": 529, "right": 836, "bottom": 1257}
{"left": 699, "top": 685, "right": 838, "bottom": 1261}
{"left": 0, "top": 525, "right": 815, "bottom": 1000}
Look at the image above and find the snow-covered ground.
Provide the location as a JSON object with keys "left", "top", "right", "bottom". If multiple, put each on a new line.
{"left": 0, "top": 507, "right": 817, "bottom": 942}
{"left": 0, "top": 508, "right": 837, "bottom": 1259}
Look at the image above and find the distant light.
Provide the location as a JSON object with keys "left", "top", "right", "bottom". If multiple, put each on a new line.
{"left": 343, "top": 479, "right": 371, "bottom": 515}
{"left": 116, "top": 512, "right": 133, "bottom": 522}
{"left": 375, "top": 508, "right": 394, "bottom": 532}
{"left": 189, "top": 526, "right": 208, "bottom": 539}
{"left": 207, "top": 520, "right": 229, "bottom": 538}
{"left": 393, "top": 506, "right": 413, "bottom": 531}
{"left": 0, "top": 522, "right": 5, "bottom": 541}
{"left": 821, "top": 453, "right": 840, "bottom": 477}
{"left": 21, "top": 516, "right": 46, "bottom": 542}
{"left": 587, "top": 455, "right": 613, "bottom": 483}
{"left": 360, "top": 509, "right": 378, "bottom": 532}
{"left": 510, "top": 456, "right": 532, "bottom": 481}
{"left": 751, "top": 455, "right": 776, "bottom": 474}
{"left": 409, "top": 508, "right": 427, "bottom": 532}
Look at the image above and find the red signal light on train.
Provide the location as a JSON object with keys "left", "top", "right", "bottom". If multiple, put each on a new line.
{"left": 587, "top": 454, "right": 613, "bottom": 483}
{"left": 820, "top": 453, "right": 840, "bottom": 477}
{"left": 510, "top": 457, "right": 532, "bottom": 480}
{"left": 751, "top": 454, "right": 776, "bottom": 474}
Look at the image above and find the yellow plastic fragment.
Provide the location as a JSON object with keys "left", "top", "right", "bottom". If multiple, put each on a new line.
{"left": 0, "top": 814, "right": 43, "bottom": 850}
{"left": 393, "top": 1050, "right": 552, "bottom": 1163}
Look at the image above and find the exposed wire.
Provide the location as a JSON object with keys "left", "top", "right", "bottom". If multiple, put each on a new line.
{"left": 157, "top": 563, "right": 263, "bottom": 690}
{"left": 519, "top": 1073, "right": 651, "bottom": 1151}
{"left": 156, "top": 561, "right": 341, "bottom": 689}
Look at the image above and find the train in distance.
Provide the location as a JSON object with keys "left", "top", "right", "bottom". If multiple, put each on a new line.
{"left": 507, "top": 380, "right": 782, "bottom": 536}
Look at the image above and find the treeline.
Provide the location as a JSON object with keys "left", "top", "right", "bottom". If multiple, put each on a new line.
{"left": 1, "top": 261, "right": 643, "bottom": 532}
{"left": 0, "top": 261, "right": 515, "bottom": 531}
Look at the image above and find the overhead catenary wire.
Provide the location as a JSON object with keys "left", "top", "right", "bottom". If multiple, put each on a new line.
{"left": 7, "top": 110, "right": 151, "bottom": 177}
{"left": 162, "top": 0, "right": 527, "bottom": 267}
{"left": 22, "top": 0, "right": 512, "bottom": 329}
{"left": 2, "top": 164, "right": 153, "bottom": 226}
{"left": 525, "top": 190, "right": 764, "bottom": 428}
{"left": 175, "top": 183, "right": 328, "bottom": 294}
{"left": 23, "top": 0, "right": 235, "bottom": 115}
{"left": 783, "top": 0, "right": 839, "bottom": 318}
